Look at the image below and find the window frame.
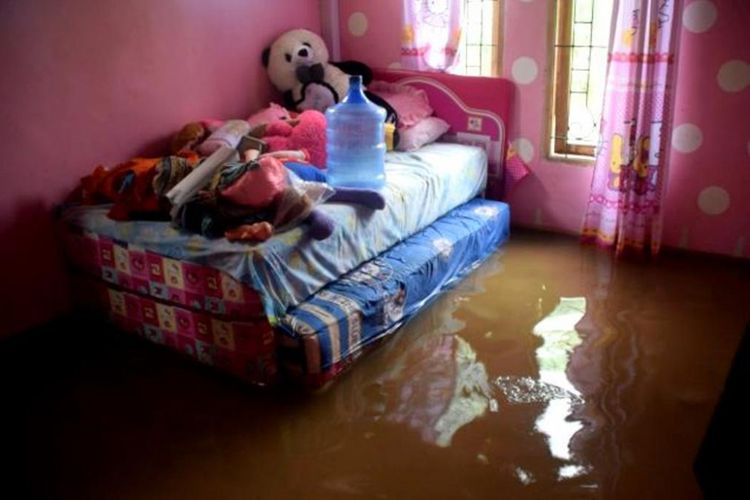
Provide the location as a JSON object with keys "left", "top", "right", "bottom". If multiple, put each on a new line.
{"left": 453, "top": 0, "right": 503, "bottom": 77}
{"left": 547, "top": 0, "right": 611, "bottom": 163}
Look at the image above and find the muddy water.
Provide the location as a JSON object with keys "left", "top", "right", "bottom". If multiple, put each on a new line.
{"left": 12, "top": 231, "right": 750, "bottom": 499}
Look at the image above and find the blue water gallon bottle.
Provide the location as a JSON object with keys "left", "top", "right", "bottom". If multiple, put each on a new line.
{"left": 325, "top": 75, "right": 386, "bottom": 189}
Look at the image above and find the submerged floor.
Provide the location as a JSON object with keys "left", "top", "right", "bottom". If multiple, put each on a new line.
{"left": 4, "top": 229, "right": 749, "bottom": 499}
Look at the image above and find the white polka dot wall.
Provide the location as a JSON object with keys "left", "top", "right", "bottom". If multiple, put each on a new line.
{"left": 672, "top": 123, "right": 703, "bottom": 153}
{"left": 511, "top": 57, "right": 538, "bottom": 85}
{"left": 682, "top": 1, "right": 717, "bottom": 34}
{"left": 348, "top": 12, "right": 368, "bottom": 37}
{"left": 698, "top": 186, "right": 730, "bottom": 215}
{"left": 717, "top": 60, "right": 750, "bottom": 93}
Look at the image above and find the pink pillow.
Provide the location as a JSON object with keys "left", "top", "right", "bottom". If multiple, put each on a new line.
{"left": 368, "top": 80, "right": 434, "bottom": 129}
{"left": 396, "top": 117, "right": 451, "bottom": 151}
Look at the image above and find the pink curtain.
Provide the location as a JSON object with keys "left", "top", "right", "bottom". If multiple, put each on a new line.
{"left": 401, "top": 0, "right": 463, "bottom": 71}
{"left": 582, "top": 0, "right": 682, "bottom": 256}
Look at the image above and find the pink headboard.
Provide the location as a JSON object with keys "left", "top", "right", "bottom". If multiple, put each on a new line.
{"left": 372, "top": 69, "right": 514, "bottom": 199}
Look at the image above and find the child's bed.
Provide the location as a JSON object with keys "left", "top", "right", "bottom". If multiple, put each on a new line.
{"left": 59, "top": 70, "right": 515, "bottom": 388}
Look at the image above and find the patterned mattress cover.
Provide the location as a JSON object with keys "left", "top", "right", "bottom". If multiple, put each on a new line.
{"left": 280, "top": 198, "right": 510, "bottom": 383}
{"left": 72, "top": 275, "right": 276, "bottom": 385}
{"left": 62, "top": 226, "right": 264, "bottom": 320}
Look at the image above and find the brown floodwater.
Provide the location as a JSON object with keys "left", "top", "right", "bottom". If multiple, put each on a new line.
{"left": 5, "top": 229, "right": 750, "bottom": 499}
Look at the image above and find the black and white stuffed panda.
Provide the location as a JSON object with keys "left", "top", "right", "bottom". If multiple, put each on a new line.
{"left": 261, "top": 29, "right": 399, "bottom": 131}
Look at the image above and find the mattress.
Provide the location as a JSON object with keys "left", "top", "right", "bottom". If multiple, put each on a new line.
{"left": 67, "top": 198, "right": 509, "bottom": 387}
{"left": 59, "top": 143, "right": 487, "bottom": 321}
{"left": 279, "top": 197, "right": 510, "bottom": 385}
{"left": 61, "top": 226, "right": 264, "bottom": 320}
{"left": 71, "top": 274, "right": 277, "bottom": 385}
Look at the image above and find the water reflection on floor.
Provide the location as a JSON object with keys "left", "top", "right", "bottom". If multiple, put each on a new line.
{"left": 7, "top": 230, "right": 750, "bottom": 499}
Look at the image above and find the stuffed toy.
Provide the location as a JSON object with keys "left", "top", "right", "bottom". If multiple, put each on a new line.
{"left": 170, "top": 122, "right": 208, "bottom": 155}
{"left": 210, "top": 153, "right": 336, "bottom": 242}
{"left": 80, "top": 153, "right": 200, "bottom": 221}
{"left": 261, "top": 29, "right": 400, "bottom": 135}
{"left": 170, "top": 105, "right": 292, "bottom": 157}
{"left": 250, "top": 109, "right": 327, "bottom": 168}
{"left": 262, "top": 29, "right": 355, "bottom": 112}
{"left": 198, "top": 119, "right": 252, "bottom": 156}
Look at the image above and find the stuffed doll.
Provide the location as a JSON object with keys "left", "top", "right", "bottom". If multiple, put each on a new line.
{"left": 262, "top": 29, "right": 356, "bottom": 112}
{"left": 261, "top": 28, "right": 400, "bottom": 140}
{"left": 170, "top": 105, "right": 292, "bottom": 157}
{"left": 80, "top": 153, "right": 200, "bottom": 221}
{"left": 250, "top": 109, "right": 327, "bottom": 168}
{"left": 176, "top": 150, "right": 337, "bottom": 243}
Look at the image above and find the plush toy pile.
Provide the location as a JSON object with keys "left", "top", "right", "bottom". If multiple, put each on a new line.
{"left": 75, "top": 29, "right": 410, "bottom": 243}
{"left": 79, "top": 104, "right": 386, "bottom": 243}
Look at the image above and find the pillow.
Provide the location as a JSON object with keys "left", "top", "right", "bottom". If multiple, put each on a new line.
{"left": 368, "top": 80, "right": 433, "bottom": 129}
{"left": 396, "top": 117, "right": 451, "bottom": 152}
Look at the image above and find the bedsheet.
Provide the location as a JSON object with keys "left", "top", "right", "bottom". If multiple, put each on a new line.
{"left": 60, "top": 143, "right": 487, "bottom": 322}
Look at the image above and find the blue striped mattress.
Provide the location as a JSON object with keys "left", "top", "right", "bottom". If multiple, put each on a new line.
{"left": 279, "top": 197, "right": 510, "bottom": 375}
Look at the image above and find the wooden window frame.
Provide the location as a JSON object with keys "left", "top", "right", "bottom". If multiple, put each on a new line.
{"left": 455, "top": 0, "right": 503, "bottom": 77}
{"left": 548, "top": 0, "right": 597, "bottom": 161}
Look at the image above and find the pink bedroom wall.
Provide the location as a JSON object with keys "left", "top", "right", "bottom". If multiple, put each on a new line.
{"left": 335, "top": 0, "right": 749, "bottom": 258}
{"left": 0, "top": 0, "right": 320, "bottom": 338}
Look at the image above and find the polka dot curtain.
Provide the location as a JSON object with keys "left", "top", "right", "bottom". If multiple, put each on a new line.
{"left": 582, "top": 0, "right": 684, "bottom": 256}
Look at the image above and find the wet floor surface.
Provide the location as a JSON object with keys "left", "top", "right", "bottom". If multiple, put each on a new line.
{"left": 4, "top": 230, "right": 750, "bottom": 499}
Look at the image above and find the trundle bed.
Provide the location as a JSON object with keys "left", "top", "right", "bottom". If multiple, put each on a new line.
{"left": 59, "top": 70, "right": 515, "bottom": 388}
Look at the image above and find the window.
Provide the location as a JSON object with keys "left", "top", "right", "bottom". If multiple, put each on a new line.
{"left": 550, "top": 0, "right": 614, "bottom": 159}
{"left": 453, "top": 0, "right": 502, "bottom": 76}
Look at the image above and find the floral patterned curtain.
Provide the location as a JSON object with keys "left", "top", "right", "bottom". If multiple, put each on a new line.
{"left": 582, "top": 0, "right": 683, "bottom": 256}
{"left": 401, "top": 0, "right": 463, "bottom": 71}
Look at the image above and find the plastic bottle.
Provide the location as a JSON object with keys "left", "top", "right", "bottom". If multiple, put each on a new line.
{"left": 325, "top": 75, "right": 386, "bottom": 189}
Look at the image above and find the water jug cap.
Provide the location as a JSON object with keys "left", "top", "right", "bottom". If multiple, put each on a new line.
{"left": 343, "top": 75, "right": 367, "bottom": 104}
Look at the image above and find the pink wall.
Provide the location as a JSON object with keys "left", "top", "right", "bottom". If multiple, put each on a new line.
{"left": 335, "top": 0, "right": 749, "bottom": 258}
{"left": 0, "top": 0, "right": 321, "bottom": 337}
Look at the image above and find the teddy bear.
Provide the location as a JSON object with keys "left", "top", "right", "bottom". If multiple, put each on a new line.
{"left": 261, "top": 29, "right": 400, "bottom": 131}
{"left": 262, "top": 29, "right": 358, "bottom": 112}
{"left": 249, "top": 109, "right": 327, "bottom": 168}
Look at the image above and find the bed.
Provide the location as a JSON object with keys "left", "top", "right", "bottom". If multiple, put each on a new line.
{"left": 59, "top": 70, "right": 515, "bottom": 388}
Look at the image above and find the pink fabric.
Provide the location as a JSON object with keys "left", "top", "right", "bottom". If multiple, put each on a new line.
{"left": 74, "top": 275, "right": 277, "bottom": 385}
{"left": 220, "top": 156, "right": 288, "bottom": 210}
{"left": 396, "top": 116, "right": 450, "bottom": 151}
{"left": 582, "top": 0, "right": 683, "bottom": 256}
{"left": 504, "top": 144, "right": 531, "bottom": 194}
{"left": 198, "top": 119, "right": 251, "bottom": 155}
{"left": 401, "top": 0, "right": 463, "bottom": 71}
{"left": 246, "top": 103, "right": 292, "bottom": 129}
{"left": 262, "top": 110, "right": 328, "bottom": 168}
{"left": 60, "top": 228, "right": 265, "bottom": 319}
{"left": 368, "top": 80, "right": 434, "bottom": 129}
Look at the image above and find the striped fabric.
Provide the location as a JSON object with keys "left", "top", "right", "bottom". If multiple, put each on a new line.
{"left": 280, "top": 198, "right": 510, "bottom": 375}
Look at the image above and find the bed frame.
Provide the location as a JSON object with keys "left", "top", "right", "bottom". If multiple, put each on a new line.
{"left": 373, "top": 69, "right": 514, "bottom": 199}
{"left": 64, "top": 71, "right": 516, "bottom": 388}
